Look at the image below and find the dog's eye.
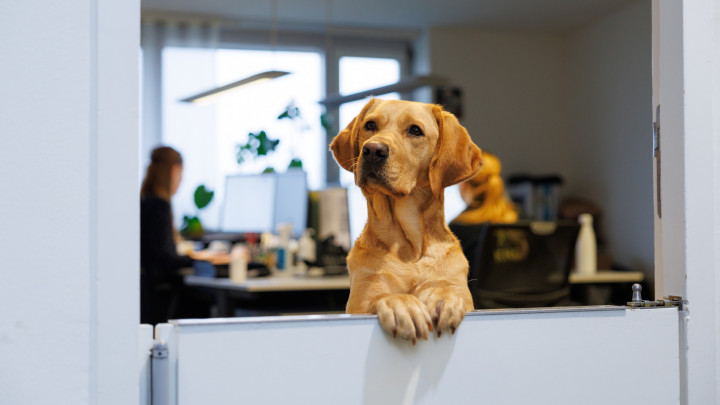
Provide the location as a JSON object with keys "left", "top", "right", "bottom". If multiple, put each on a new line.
{"left": 408, "top": 125, "right": 424, "bottom": 137}
{"left": 364, "top": 121, "right": 377, "bottom": 131}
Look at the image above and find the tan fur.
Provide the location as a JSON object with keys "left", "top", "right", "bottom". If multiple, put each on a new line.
{"left": 330, "top": 99, "right": 483, "bottom": 343}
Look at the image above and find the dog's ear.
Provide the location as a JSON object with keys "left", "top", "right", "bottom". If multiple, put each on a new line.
{"left": 429, "top": 106, "right": 483, "bottom": 196}
{"left": 330, "top": 99, "right": 377, "bottom": 173}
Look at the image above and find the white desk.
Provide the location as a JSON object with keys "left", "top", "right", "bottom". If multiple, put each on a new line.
{"left": 569, "top": 270, "right": 645, "bottom": 305}
{"left": 186, "top": 270, "right": 642, "bottom": 292}
{"left": 184, "top": 271, "right": 645, "bottom": 316}
{"left": 569, "top": 270, "right": 645, "bottom": 284}
{"left": 184, "top": 274, "right": 351, "bottom": 292}
{"left": 184, "top": 275, "right": 351, "bottom": 317}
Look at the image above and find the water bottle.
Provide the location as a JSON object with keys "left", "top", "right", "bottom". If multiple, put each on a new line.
{"left": 575, "top": 213, "right": 597, "bottom": 275}
{"left": 230, "top": 244, "right": 248, "bottom": 283}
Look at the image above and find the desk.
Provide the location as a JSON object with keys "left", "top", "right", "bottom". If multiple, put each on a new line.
{"left": 187, "top": 271, "right": 639, "bottom": 292}
{"left": 569, "top": 270, "right": 645, "bottom": 284}
{"left": 185, "top": 270, "right": 645, "bottom": 316}
{"left": 185, "top": 274, "right": 350, "bottom": 292}
{"left": 184, "top": 275, "right": 351, "bottom": 317}
{"left": 569, "top": 270, "right": 646, "bottom": 305}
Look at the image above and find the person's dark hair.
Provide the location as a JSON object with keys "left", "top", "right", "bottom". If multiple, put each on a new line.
{"left": 141, "top": 146, "right": 183, "bottom": 201}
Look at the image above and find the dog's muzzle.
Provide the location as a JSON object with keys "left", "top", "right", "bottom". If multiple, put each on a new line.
{"left": 362, "top": 142, "right": 389, "bottom": 167}
{"left": 359, "top": 142, "right": 390, "bottom": 185}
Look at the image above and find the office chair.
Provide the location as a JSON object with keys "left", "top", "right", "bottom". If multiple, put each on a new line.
{"left": 450, "top": 221, "right": 579, "bottom": 309}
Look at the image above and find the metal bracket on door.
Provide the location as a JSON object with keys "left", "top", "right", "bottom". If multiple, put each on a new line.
{"left": 653, "top": 104, "right": 662, "bottom": 218}
{"left": 151, "top": 341, "right": 170, "bottom": 405}
{"left": 627, "top": 283, "right": 684, "bottom": 309}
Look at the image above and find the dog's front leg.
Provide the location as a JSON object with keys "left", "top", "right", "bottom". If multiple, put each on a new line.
{"left": 415, "top": 281, "right": 472, "bottom": 336}
{"left": 347, "top": 274, "right": 433, "bottom": 344}
{"left": 371, "top": 294, "right": 433, "bottom": 345}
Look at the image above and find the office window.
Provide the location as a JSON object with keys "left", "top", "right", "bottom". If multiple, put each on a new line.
{"left": 162, "top": 47, "right": 323, "bottom": 229}
{"left": 142, "top": 23, "right": 413, "bottom": 231}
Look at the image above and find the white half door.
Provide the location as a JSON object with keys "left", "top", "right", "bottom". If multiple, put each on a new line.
{"left": 154, "top": 308, "right": 681, "bottom": 405}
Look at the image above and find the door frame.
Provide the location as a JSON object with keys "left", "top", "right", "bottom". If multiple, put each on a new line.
{"left": 87, "top": 0, "right": 720, "bottom": 402}
{"left": 653, "top": 0, "right": 720, "bottom": 403}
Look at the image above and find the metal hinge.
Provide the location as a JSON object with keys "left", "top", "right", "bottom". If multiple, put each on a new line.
{"left": 653, "top": 104, "right": 662, "bottom": 218}
{"left": 151, "top": 341, "right": 168, "bottom": 359}
{"left": 627, "top": 283, "right": 684, "bottom": 309}
{"left": 151, "top": 341, "right": 169, "bottom": 405}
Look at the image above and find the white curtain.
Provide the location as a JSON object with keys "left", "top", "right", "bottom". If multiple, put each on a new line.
{"left": 141, "top": 18, "right": 221, "bottom": 229}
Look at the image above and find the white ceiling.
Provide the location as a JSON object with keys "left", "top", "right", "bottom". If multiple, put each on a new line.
{"left": 142, "top": 0, "right": 634, "bottom": 32}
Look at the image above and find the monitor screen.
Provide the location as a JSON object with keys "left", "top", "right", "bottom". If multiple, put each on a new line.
{"left": 220, "top": 174, "right": 276, "bottom": 234}
{"left": 220, "top": 171, "right": 308, "bottom": 237}
{"left": 274, "top": 170, "right": 308, "bottom": 238}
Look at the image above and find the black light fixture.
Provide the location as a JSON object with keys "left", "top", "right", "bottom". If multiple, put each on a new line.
{"left": 179, "top": 70, "right": 290, "bottom": 104}
{"left": 319, "top": 74, "right": 448, "bottom": 107}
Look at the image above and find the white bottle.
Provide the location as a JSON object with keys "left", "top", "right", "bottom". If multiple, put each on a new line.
{"left": 575, "top": 213, "right": 597, "bottom": 275}
{"left": 296, "top": 229, "right": 317, "bottom": 276}
{"left": 229, "top": 244, "right": 248, "bottom": 283}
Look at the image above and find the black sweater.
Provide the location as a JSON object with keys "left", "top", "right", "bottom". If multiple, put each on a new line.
{"left": 140, "top": 195, "right": 193, "bottom": 284}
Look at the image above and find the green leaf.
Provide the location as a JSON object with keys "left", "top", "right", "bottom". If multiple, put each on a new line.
{"left": 288, "top": 159, "right": 303, "bottom": 169}
{"left": 194, "top": 185, "right": 214, "bottom": 209}
{"left": 278, "top": 102, "right": 300, "bottom": 120}
{"left": 255, "top": 131, "right": 280, "bottom": 156}
{"left": 180, "top": 215, "right": 204, "bottom": 239}
{"left": 320, "top": 113, "right": 332, "bottom": 132}
{"left": 262, "top": 167, "right": 276, "bottom": 174}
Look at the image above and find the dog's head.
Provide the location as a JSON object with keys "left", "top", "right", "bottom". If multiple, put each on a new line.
{"left": 330, "top": 99, "right": 483, "bottom": 197}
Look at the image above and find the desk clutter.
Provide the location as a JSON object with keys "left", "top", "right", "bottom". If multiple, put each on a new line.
{"left": 181, "top": 226, "right": 348, "bottom": 281}
{"left": 177, "top": 171, "right": 353, "bottom": 281}
{"left": 179, "top": 226, "right": 352, "bottom": 317}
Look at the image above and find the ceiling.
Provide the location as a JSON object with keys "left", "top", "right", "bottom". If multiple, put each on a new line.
{"left": 142, "top": 0, "right": 634, "bottom": 33}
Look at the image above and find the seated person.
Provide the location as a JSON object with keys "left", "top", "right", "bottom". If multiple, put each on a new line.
{"left": 451, "top": 151, "right": 518, "bottom": 225}
{"left": 140, "top": 146, "right": 227, "bottom": 324}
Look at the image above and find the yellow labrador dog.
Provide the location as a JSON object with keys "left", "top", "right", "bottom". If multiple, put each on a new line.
{"left": 330, "top": 99, "right": 483, "bottom": 344}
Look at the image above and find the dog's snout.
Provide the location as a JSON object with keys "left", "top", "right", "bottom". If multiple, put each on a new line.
{"left": 362, "top": 142, "right": 389, "bottom": 164}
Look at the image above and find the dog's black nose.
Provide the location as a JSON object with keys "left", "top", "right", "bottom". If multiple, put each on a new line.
{"left": 362, "top": 142, "right": 389, "bottom": 164}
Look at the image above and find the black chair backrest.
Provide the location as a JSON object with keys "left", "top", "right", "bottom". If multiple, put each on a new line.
{"left": 450, "top": 221, "right": 579, "bottom": 309}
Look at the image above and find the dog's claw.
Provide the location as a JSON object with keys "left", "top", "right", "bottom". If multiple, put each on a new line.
{"left": 451, "top": 326, "right": 456, "bottom": 335}
{"left": 411, "top": 338, "right": 416, "bottom": 346}
{"left": 427, "top": 322, "right": 434, "bottom": 332}
{"left": 392, "top": 329, "right": 397, "bottom": 338}
{"left": 437, "top": 330, "right": 442, "bottom": 338}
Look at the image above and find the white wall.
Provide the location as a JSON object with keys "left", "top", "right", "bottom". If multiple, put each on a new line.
{"left": 428, "top": 0, "right": 653, "bottom": 280}
{"left": 0, "top": 1, "right": 139, "bottom": 404}
{"left": 429, "top": 29, "right": 572, "bottom": 176}
{"left": 565, "top": 0, "right": 653, "bottom": 279}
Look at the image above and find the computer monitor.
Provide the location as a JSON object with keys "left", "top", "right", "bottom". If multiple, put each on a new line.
{"left": 220, "top": 173, "right": 276, "bottom": 234}
{"left": 220, "top": 171, "right": 308, "bottom": 237}
{"left": 274, "top": 170, "right": 308, "bottom": 238}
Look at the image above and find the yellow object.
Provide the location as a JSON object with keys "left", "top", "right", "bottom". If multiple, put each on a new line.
{"left": 452, "top": 152, "right": 518, "bottom": 225}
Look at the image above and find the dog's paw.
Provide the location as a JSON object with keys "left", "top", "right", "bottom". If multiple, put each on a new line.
{"left": 375, "top": 294, "right": 433, "bottom": 344}
{"left": 417, "top": 289, "right": 467, "bottom": 337}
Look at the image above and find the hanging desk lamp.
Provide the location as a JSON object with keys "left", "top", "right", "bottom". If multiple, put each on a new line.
{"left": 179, "top": 70, "right": 290, "bottom": 104}
{"left": 319, "top": 74, "right": 448, "bottom": 107}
